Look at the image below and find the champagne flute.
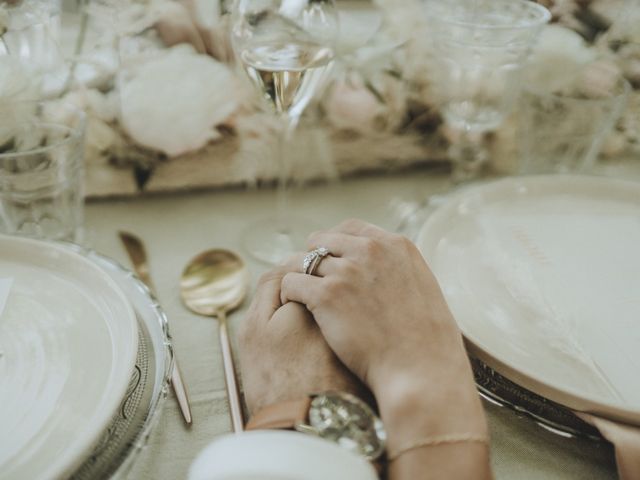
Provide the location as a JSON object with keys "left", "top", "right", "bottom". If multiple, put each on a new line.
{"left": 231, "top": 0, "right": 339, "bottom": 264}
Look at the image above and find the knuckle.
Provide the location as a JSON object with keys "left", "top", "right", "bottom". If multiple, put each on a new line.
{"left": 284, "top": 253, "right": 303, "bottom": 269}
{"left": 280, "top": 272, "right": 297, "bottom": 297}
{"left": 341, "top": 217, "right": 359, "bottom": 227}
{"left": 397, "top": 234, "right": 416, "bottom": 250}
{"left": 307, "top": 230, "right": 322, "bottom": 246}
{"left": 328, "top": 277, "right": 347, "bottom": 295}
{"left": 339, "top": 258, "right": 360, "bottom": 277}
{"left": 339, "top": 218, "right": 363, "bottom": 231}
{"left": 362, "top": 237, "right": 380, "bottom": 257}
{"left": 281, "top": 271, "right": 294, "bottom": 287}
{"left": 388, "top": 230, "right": 404, "bottom": 242}
{"left": 318, "top": 278, "right": 341, "bottom": 303}
{"left": 257, "top": 270, "right": 277, "bottom": 286}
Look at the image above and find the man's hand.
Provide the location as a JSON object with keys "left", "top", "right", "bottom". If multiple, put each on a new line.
{"left": 238, "top": 267, "right": 368, "bottom": 414}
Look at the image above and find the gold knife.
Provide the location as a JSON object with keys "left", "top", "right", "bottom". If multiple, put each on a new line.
{"left": 119, "top": 231, "right": 193, "bottom": 426}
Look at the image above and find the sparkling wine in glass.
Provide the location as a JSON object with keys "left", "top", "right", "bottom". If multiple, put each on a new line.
{"left": 241, "top": 40, "right": 334, "bottom": 118}
{"left": 232, "top": 0, "right": 339, "bottom": 264}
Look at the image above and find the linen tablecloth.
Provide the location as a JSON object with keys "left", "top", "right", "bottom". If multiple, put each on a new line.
{"left": 86, "top": 168, "right": 629, "bottom": 479}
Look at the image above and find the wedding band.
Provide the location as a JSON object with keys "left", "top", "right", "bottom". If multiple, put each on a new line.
{"left": 302, "top": 247, "right": 330, "bottom": 276}
{"left": 308, "top": 247, "right": 329, "bottom": 275}
{"left": 302, "top": 251, "right": 317, "bottom": 274}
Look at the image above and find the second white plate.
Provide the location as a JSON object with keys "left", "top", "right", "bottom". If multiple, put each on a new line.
{"left": 416, "top": 175, "right": 640, "bottom": 425}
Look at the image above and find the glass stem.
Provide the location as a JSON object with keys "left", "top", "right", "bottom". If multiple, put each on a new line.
{"left": 449, "top": 126, "right": 489, "bottom": 184}
{"left": 62, "top": 0, "right": 90, "bottom": 96}
{"left": 275, "top": 113, "right": 300, "bottom": 235}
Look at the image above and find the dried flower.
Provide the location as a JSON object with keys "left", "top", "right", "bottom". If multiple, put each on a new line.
{"left": 155, "top": 1, "right": 206, "bottom": 54}
{"left": 577, "top": 59, "right": 623, "bottom": 98}
{"left": 524, "top": 25, "right": 597, "bottom": 93}
{"left": 119, "top": 45, "right": 240, "bottom": 157}
{"left": 42, "top": 89, "right": 122, "bottom": 159}
{"left": 616, "top": 42, "right": 640, "bottom": 88}
{"left": 325, "top": 77, "right": 383, "bottom": 133}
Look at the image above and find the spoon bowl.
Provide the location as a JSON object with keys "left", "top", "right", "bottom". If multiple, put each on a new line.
{"left": 180, "top": 248, "right": 250, "bottom": 433}
{"left": 180, "top": 250, "right": 248, "bottom": 316}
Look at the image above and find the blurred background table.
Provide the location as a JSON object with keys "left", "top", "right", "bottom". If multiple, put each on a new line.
{"left": 85, "top": 166, "right": 639, "bottom": 479}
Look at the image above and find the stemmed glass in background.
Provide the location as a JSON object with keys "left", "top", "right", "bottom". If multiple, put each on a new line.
{"left": 230, "top": 0, "right": 339, "bottom": 264}
{"left": 518, "top": 78, "right": 630, "bottom": 175}
{"left": 424, "top": 0, "right": 550, "bottom": 183}
{"left": 0, "top": 0, "right": 62, "bottom": 78}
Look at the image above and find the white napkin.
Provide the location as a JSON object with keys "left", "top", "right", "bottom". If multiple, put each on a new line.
{"left": 189, "top": 431, "right": 377, "bottom": 480}
{"left": 0, "top": 278, "right": 12, "bottom": 319}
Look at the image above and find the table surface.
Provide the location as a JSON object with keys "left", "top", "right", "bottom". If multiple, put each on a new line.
{"left": 85, "top": 165, "right": 639, "bottom": 479}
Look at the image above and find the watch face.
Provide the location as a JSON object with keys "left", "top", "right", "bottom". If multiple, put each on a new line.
{"left": 307, "top": 392, "right": 386, "bottom": 460}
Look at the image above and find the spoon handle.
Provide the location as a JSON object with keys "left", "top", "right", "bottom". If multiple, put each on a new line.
{"left": 218, "top": 311, "right": 244, "bottom": 433}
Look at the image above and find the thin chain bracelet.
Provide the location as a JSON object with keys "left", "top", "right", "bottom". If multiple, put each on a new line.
{"left": 388, "top": 433, "right": 490, "bottom": 462}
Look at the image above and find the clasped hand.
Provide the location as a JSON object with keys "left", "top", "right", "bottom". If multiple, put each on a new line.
{"left": 239, "top": 219, "right": 490, "bottom": 477}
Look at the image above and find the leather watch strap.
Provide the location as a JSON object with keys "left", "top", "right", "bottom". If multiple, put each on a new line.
{"left": 245, "top": 397, "right": 312, "bottom": 430}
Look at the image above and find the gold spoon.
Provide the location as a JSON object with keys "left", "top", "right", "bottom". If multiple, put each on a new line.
{"left": 180, "top": 249, "right": 249, "bottom": 433}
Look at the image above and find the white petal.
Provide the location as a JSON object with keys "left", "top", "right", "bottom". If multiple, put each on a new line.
{"left": 120, "top": 46, "right": 239, "bottom": 157}
{"left": 525, "top": 25, "right": 597, "bottom": 93}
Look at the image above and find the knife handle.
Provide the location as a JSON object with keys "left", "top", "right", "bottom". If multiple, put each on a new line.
{"left": 171, "top": 356, "right": 193, "bottom": 425}
{"left": 118, "top": 231, "right": 193, "bottom": 425}
{"left": 218, "top": 311, "right": 244, "bottom": 433}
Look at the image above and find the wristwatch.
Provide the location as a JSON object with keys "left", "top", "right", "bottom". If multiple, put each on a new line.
{"left": 246, "top": 391, "right": 387, "bottom": 461}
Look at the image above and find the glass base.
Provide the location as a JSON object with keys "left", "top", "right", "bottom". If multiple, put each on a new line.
{"left": 241, "top": 216, "right": 319, "bottom": 265}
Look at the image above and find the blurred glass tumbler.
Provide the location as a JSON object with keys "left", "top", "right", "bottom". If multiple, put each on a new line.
{"left": 518, "top": 78, "right": 630, "bottom": 174}
{"left": 0, "top": 103, "right": 86, "bottom": 242}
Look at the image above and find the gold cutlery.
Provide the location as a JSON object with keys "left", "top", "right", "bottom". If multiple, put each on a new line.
{"left": 180, "top": 249, "right": 249, "bottom": 433}
{"left": 119, "top": 231, "right": 193, "bottom": 426}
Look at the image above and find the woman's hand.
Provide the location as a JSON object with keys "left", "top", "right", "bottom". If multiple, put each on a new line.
{"left": 279, "top": 219, "right": 467, "bottom": 394}
{"left": 279, "top": 219, "right": 489, "bottom": 452}
{"left": 238, "top": 265, "right": 369, "bottom": 415}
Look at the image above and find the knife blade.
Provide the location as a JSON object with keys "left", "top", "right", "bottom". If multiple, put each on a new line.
{"left": 119, "top": 231, "right": 193, "bottom": 426}
{"left": 119, "top": 231, "right": 156, "bottom": 293}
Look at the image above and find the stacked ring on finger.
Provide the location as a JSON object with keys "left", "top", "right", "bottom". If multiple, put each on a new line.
{"left": 302, "top": 247, "right": 330, "bottom": 276}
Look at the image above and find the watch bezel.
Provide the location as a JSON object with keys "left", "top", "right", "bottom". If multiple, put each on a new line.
{"left": 294, "top": 391, "right": 387, "bottom": 461}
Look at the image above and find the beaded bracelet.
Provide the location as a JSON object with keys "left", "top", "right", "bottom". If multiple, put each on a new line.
{"left": 388, "top": 433, "right": 490, "bottom": 462}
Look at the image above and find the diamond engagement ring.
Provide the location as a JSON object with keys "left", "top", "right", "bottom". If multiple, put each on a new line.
{"left": 302, "top": 247, "right": 330, "bottom": 276}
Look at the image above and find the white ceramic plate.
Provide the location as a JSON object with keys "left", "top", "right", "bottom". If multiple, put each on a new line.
{"left": 71, "top": 245, "right": 173, "bottom": 480}
{"left": 0, "top": 235, "right": 138, "bottom": 480}
{"left": 416, "top": 175, "right": 640, "bottom": 426}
